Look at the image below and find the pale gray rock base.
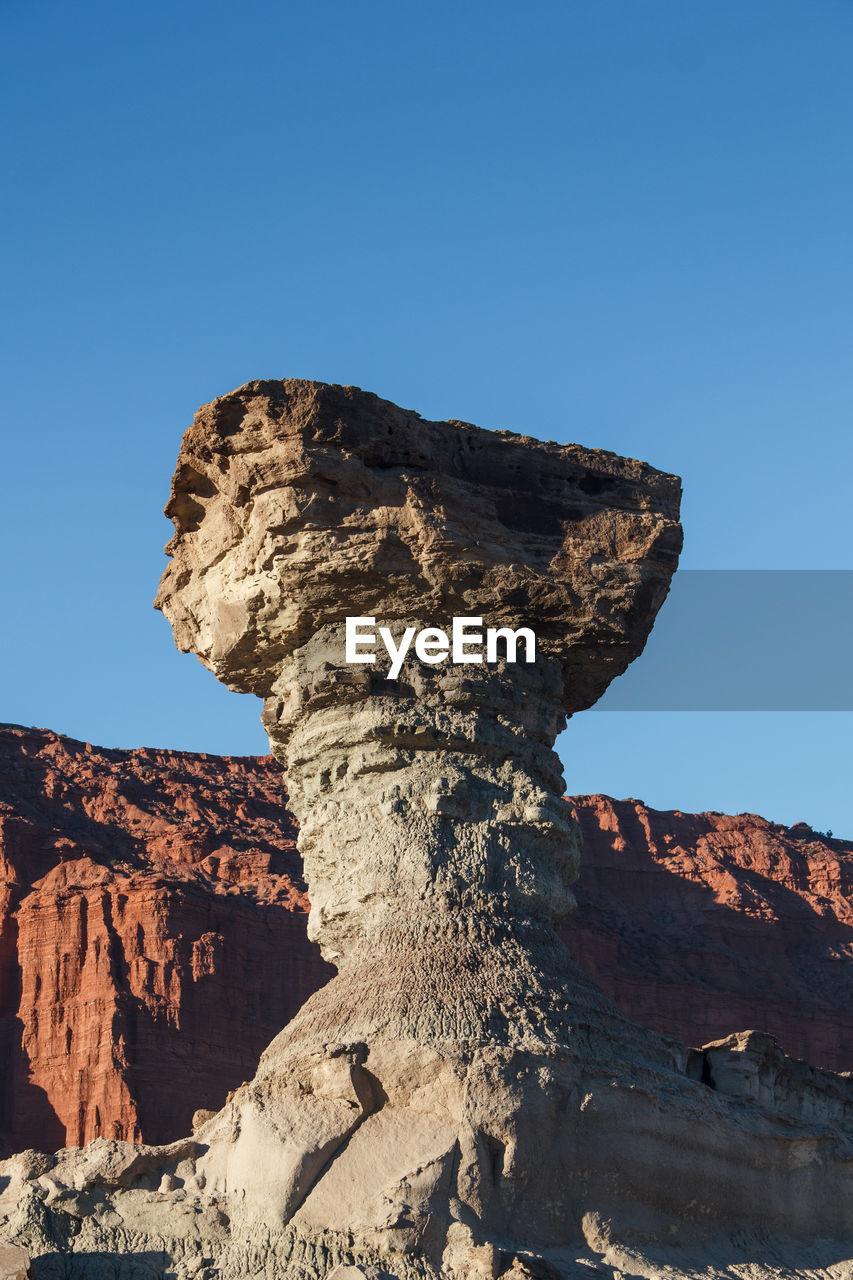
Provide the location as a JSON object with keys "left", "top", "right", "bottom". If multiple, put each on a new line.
{"left": 2, "top": 1205, "right": 852, "bottom": 1280}
{"left": 1, "top": 1020, "right": 850, "bottom": 1279}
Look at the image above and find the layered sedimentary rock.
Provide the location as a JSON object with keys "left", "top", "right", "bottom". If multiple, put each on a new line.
{"left": 1, "top": 729, "right": 851, "bottom": 1168}
{"left": 2, "top": 382, "right": 851, "bottom": 1280}
{"left": 1, "top": 727, "right": 850, "bottom": 1164}
{"left": 0, "top": 724, "right": 330, "bottom": 1154}
{"left": 567, "top": 796, "right": 853, "bottom": 1072}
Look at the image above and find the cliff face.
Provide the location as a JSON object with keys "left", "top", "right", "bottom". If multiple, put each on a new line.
{"left": 564, "top": 795, "right": 853, "bottom": 1074}
{"left": 0, "top": 725, "right": 850, "bottom": 1159}
{"left": 0, "top": 724, "right": 331, "bottom": 1155}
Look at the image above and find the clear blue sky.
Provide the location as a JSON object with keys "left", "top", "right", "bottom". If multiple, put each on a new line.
{"left": 2, "top": 1, "right": 851, "bottom": 833}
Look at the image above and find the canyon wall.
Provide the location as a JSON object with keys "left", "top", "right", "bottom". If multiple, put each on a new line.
{"left": 0, "top": 722, "right": 850, "bottom": 1157}
{"left": 567, "top": 794, "right": 853, "bottom": 1072}
{"left": 0, "top": 724, "right": 331, "bottom": 1155}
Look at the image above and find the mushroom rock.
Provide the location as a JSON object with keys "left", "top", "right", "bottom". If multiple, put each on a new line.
{"left": 3, "top": 381, "right": 851, "bottom": 1279}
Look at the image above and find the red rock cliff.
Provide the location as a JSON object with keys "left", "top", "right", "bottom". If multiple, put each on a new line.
{"left": 564, "top": 795, "right": 853, "bottom": 1073}
{"left": 0, "top": 725, "right": 849, "bottom": 1155}
{"left": 0, "top": 724, "right": 332, "bottom": 1154}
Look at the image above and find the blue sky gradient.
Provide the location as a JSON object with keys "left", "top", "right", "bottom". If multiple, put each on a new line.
{"left": 2, "top": 1, "right": 852, "bottom": 831}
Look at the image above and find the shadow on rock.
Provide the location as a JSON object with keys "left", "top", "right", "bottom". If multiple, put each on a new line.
{"left": 31, "top": 1252, "right": 175, "bottom": 1280}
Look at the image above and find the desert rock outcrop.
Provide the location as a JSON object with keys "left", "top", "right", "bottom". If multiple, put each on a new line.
{"left": 1, "top": 731, "right": 851, "bottom": 1168}
{"left": 0, "top": 728, "right": 850, "bottom": 1166}
{"left": 568, "top": 795, "right": 853, "bottom": 1071}
{"left": 1, "top": 382, "right": 850, "bottom": 1279}
{"left": 0, "top": 723, "right": 331, "bottom": 1155}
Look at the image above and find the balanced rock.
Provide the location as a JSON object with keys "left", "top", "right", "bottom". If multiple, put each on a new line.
{"left": 0, "top": 381, "right": 849, "bottom": 1280}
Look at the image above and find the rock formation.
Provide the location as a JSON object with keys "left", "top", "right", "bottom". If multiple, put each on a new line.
{"left": 0, "top": 727, "right": 850, "bottom": 1165}
{"left": 0, "top": 381, "right": 850, "bottom": 1279}
{"left": 567, "top": 795, "right": 853, "bottom": 1072}
{"left": 0, "top": 723, "right": 331, "bottom": 1155}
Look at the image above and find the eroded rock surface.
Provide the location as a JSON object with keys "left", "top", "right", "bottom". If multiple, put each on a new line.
{"left": 568, "top": 795, "right": 853, "bottom": 1071}
{"left": 0, "top": 724, "right": 330, "bottom": 1154}
{"left": 2, "top": 382, "right": 850, "bottom": 1279}
{"left": 1, "top": 725, "right": 851, "bottom": 1164}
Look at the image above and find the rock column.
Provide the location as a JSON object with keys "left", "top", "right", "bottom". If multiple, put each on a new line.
{"left": 144, "top": 380, "right": 852, "bottom": 1276}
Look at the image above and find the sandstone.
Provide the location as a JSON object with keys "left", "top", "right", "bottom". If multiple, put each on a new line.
{"left": 1, "top": 723, "right": 851, "bottom": 1166}
{"left": 1, "top": 732, "right": 850, "bottom": 1172}
{"left": 564, "top": 795, "right": 853, "bottom": 1070}
{"left": 0, "top": 722, "right": 331, "bottom": 1154}
{"left": 0, "top": 1241, "right": 28, "bottom": 1280}
{"left": 0, "top": 381, "right": 850, "bottom": 1279}
{"left": 191, "top": 1110, "right": 216, "bottom": 1133}
{"left": 326, "top": 1269, "right": 394, "bottom": 1280}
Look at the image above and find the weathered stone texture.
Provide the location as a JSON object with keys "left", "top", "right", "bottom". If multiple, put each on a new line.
{"left": 1, "top": 727, "right": 851, "bottom": 1169}
{"left": 155, "top": 380, "right": 681, "bottom": 971}
{"left": 0, "top": 723, "right": 330, "bottom": 1154}
{"left": 1, "top": 382, "right": 850, "bottom": 1278}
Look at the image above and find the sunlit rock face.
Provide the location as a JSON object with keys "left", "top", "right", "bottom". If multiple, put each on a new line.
{"left": 153, "top": 380, "right": 693, "bottom": 1270}
{"left": 155, "top": 380, "right": 682, "bottom": 968}
{"left": 0, "top": 723, "right": 327, "bottom": 1156}
{"left": 3, "top": 383, "right": 850, "bottom": 1280}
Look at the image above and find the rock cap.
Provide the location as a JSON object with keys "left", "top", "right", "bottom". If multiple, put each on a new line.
{"left": 156, "top": 379, "right": 682, "bottom": 715}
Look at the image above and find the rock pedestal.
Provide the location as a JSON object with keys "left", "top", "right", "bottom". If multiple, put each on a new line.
{"left": 154, "top": 381, "right": 687, "bottom": 1262}
{"left": 0, "top": 382, "right": 850, "bottom": 1280}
